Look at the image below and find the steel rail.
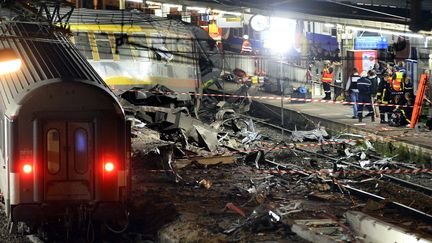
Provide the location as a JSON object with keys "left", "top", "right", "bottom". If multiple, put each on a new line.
{"left": 343, "top": 185, "right": 432, "bottom": 223}
{"left": 275, "top": 150, "right": 432, "bottom": 223}
{"left": 295, "top": 147, "right": 432, "bottom": 197}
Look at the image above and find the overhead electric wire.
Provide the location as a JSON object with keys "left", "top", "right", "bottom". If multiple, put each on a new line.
{"left": 325, "top": 0, "right": 408, "bottom": 20}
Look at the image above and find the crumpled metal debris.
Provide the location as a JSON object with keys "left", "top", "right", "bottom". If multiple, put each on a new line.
{"left": 277, "top": 201, "right": 302, "bottom": 216}
{"left": 199, "top": 179, "right": 212, "bottom": 189}
{"left": 223, "top": 204, "right": 283, "bottom": 234}
{"left": 121, "top": 85, "right": 192, "bottom": 107}
{"left": 128, "top": 117, "right": 146, "bottom": 128}
{"left": 194, "top": 124, "right": 219, "bottom": 152}
{"left": 215, "top": 108, "right": 236, "bottom": 121}
{"left": 291, "top": 126, "right": 329, "bottom": 142}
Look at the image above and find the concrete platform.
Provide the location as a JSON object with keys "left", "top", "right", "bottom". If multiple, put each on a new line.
{"left": 214, "top": 82, "right": 432, "bottom": 159}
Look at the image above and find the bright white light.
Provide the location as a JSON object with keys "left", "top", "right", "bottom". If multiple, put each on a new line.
{"left": 0, "top": 59, "right": 21, "bottom": 75}
{"left": 212, "top": 9, "right": 242, "bottom": 16}
{"left": 325, "top": 23, "right": 335, "bottom": 28}
{"left": 267, "top": 17, "right": 296, "bottom": 54}
{"left": 146, "top": 1, "right": 161, "bottom": 5}
{"left": 347, "top": 26, "right": 424, "bottom": 39}
{"left": 186, "top": 6, "right": 208, "bottom": 13}
{"left": 126, "top": 0, "right": 143, "bottom": 2}
{"left": 163, "top": 3, "right": 182, "bottom": 11}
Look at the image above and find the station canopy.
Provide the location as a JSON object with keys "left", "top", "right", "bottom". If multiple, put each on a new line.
{"left": 160, "top": 0, "right": 432, "bottom": 33}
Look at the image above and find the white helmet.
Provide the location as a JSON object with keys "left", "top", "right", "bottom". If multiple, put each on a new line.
{"left": 243, "top": 35, "right": 249, "bottom": 40}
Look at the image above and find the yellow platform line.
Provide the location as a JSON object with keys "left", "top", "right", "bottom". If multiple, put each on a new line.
{"left": 88, "top": 31, "right": 100, "bottom": 61}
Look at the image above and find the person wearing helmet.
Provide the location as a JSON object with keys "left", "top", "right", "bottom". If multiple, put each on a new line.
{"left": 321, "top": 61, "right": 334, "bottom": 100}
{"left": 241, "top": 35, "right": 252, "bottom": 54}
{"left": 376, "top": 72, "right": 392, "bottom": 123}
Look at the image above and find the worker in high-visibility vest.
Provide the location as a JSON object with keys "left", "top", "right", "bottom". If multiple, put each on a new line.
{"left": 391, "top": 71, "right": 404, "bottom": 93}
{"left": 241, "top": 35, "right": 252, "bottom": 54}
{"left": 321, "top": 61, "right": 334, "bottom": 100}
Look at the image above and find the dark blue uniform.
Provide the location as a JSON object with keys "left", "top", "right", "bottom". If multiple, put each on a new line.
{"left": 376, "top": 79, "right": 392, "bottom": 123}
{"left": 357, "top": 76, "right": 374, "bottom": 122}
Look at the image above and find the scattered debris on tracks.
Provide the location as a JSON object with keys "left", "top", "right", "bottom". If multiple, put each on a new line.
{"left": 121, "top": 86, "right": 432, "bottom": 242}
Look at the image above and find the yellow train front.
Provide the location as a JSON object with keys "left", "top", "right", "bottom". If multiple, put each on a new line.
{"left": 0, "top": 21, "right": 130, "bottom": 235}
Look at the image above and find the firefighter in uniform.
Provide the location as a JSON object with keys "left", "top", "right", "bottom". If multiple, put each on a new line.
{"left": 376, "top": 72, "right": 392, "bottom": 123}
{"left": 321, "top": 61, "right": 334, "bottom": 100}
{"left": 389, "top": 95, "right": 411, "bottom": 127}
{"left": 357, "top": 71, "right": 375, "bottom": 122}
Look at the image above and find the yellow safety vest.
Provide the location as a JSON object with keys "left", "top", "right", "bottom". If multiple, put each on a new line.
{"left": 392, "top": 72, "right": 403, "bottom": 91}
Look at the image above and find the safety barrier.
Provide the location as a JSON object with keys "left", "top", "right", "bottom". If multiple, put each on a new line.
{"left": 144, "top": 168, "right": 432, "bottom": 175}
{"left": 254, "top": 168, "right": 432, "bottom": 175}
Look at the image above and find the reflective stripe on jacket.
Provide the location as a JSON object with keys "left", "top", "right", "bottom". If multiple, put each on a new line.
{"left": 392, "top": 72, "right": 403, "bottom": 91}
{"left": 241, "top": 40, "right": 252, "bottom": 53}
{"left": 321, "top": 69, "right": 333, "bottom": 83}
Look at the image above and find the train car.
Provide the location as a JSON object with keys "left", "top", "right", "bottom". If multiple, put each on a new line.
{"left": 0, "top": 21, "right": 130, "bottom": 235}
{"left": 222, "top": 23, "right": 264, "bottom": 53}
{"left": 57, "top": 8, "right": 221, "bottom": 94}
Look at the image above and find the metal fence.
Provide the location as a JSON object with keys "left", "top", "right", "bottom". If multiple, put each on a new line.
{"left": 223, "top": 54, "right": 307, "bottom": 82}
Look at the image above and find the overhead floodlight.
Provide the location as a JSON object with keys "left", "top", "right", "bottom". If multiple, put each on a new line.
{"left": 0, "top": 48, "right": 21, "bottom": 75}
{"left": 266, "top": 17, "right": 296, "bottom": 54}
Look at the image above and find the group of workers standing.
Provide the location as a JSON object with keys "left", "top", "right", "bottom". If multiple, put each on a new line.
{"left": 321, "top": 61, "right": 415, "bottom": 126}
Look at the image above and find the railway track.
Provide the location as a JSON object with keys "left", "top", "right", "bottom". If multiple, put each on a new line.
{"left": 236, "top": 113, "right": 432, "bottom": 227}
{"left": 241, "top": 112, "right": 432, "bottom": 197}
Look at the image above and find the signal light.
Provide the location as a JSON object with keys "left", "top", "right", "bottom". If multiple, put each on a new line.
{"left": 23, "top": 164, "right": 32, "bottom": 174}
{"left": 104, "top": 162, "right": 114, "bottom": 172}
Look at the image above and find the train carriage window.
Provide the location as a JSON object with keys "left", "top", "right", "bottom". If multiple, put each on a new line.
{"left": 232, "top": 28, "right": 239, "bottom": 38}
{"left": 94, "top": 33, "right": 114, "bottom": 60}
{"left": 166, "top": 35, "right": 177, "bottom": 63}
{"left": 176, "top": 38, "right": 192, "bottom": 65}
{"left": 114, "top": 33, "right": 133, "bottom": 60}
{"left": 47, "top": 129, "right": 60, "bottom": 174}
{"left": 131, "top": 33, "right": 150, "bottom": 61}
{"left": 74, "top": 32, "right": 93, "bottom": 60}
{"left": 74, "top": 129, "right": 88, "bottom": 174}
{"left": 150, "top": 32, "right": 173, "bottom": 62}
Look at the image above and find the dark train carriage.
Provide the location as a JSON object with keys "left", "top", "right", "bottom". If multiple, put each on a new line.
{"left": 0, "top": 22, "right": 130, "bottom": 231}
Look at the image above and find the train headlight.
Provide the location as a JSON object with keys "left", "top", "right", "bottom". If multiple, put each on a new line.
{"left": 104, "top": 162, "right": 114, "bottom": 172}
{"left": 0, "top": 48, "right": 21, "bottom": 75}
{"left": 23, "top": 164, "right": 32, "bottom": 174}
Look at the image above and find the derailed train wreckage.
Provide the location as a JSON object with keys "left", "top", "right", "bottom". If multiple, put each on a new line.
{"left": 60, "top": 8, "right": 222, "bottom": 96}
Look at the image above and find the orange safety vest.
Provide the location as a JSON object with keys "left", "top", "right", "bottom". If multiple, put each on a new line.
{"left": 241, "top": 40, "right": 252, "bottom": 53}
{"left": 321, "top": 69, "right": 333, "bottom": 83}
{"left": 392, "top": 72, "right": 403, "bottom": 91}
